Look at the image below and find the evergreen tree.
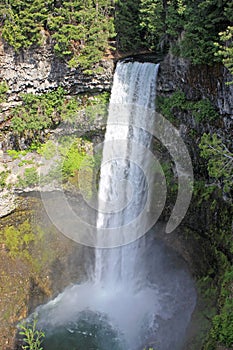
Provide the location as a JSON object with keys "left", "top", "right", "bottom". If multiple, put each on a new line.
{"left": 0, "top": 0, "right": 233, "bottom": 69}
{"left": 139, "top": 0, "right": 165, "bottom": 50}
{"left": 199, "top": 133, "right": 233, "bottom": 193}
{"left": 0, "top": 0, "right": 115, "bottom": 70}
{"left": 114, "top": 0, "right": 142, "bottom": 52}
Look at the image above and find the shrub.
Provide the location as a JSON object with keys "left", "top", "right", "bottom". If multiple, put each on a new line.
{"left": 157, "top": 91, "right": 218, "bottom": 123}
{"left": 17, "top": 167, "right": 39, "bottom": 188}
{"left": 0, "top": 81, "right": 8, "bottom": 103}
{"left": 0, "top": 170, "right": 9, "bottom": 189}
{"left": 19, "top": 318, "right": 45, "bottom": 350}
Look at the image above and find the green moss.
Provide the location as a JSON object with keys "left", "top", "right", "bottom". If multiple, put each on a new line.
{"left": 0, "top": 220, "right": 36, "bottom": 260}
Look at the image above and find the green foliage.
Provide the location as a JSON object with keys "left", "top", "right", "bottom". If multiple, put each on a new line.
{"left": 17, "top": 167, "right": 39, "bottom": 188}
{"left": 157, "top": 91, "right": 218, "bottom": 123}
{"left": 0, "top": 0, "right": 115, "bottom": 70}
{"left": 199, "top": 133, "right": 233, "bottom": 193}
{"left": 60, "top": 97, "right": 82, "bottom": 123}
{"left": 60, "top": 92, "right": 109, "bottom": 123}
{"left": 84, "top": 92, "right": 109, "bottom": 121}
{"left": 215, "top": 26, "right": 233, "bottom": 80}
{"left": 139, "top": 0, "right": 165, "bottom": 50}
{"left": 59, "top": 137, "right": 88, "bottom": 179}
{"left": 0, "top": 170, "right": 9, "bottom": 189}
{"left": 161, "top": 161, "right": 178, "bottom": 196}
{"left": 9, "top": 90, "right": 108, "bottom": 137}
{"left": 39, "top": 136, "right": 95, "bottom": 196}
{"left": 165, "top": 1, "right": 185, "bottom": 39}
{"left": 116, "top": 0, "right": 232, "bottom": 66}
{"left": 0, "top": 220, "right": 47, "bottom": 273}
{"left": 190, "top": 99, "right": 219, "bottom": 122}
{"left": 37, "top": 140, "right": 57, "bottom": 160}
{"left": 204, "top": 269, "right": 233, "bottom": 348}
{"left": 50, "top": 0, "right": 115, "bottom": 70}
{"left": 1, "top": 0, "right": 51, "bottom": 49}
{"left": 215, "top": 1, "right": 233, "bottom": 76}
{"left": 0, "top": 220, "right": 35, "bottom": 259}
{"left": 91, "top": 92, "right": 110, "bottom": 105}
{"left": 19, "top": 317, "right": 45, "bottom": 350}
{"left": 193, "top": 180, "right": 218, "bottom": 205}
{"left": 1, "top": 0, "right": 233, "bottom": 69}
{"left": 168, "top": 0, "right": 232, "bottom": 64}
{"left": 11, "top": 87, "right": 65, "bottom": 133}
{"left": 7, "top": 149, "right": 28, "bottom": 159}
{"left": 18, "top": 159, "right": 35, "bottom": 167}
{"left": 0, "top": 81, "right": 9, "bottom": 103}
{"left": 1, "top": 0, "right": 232, "bottom": 68}
{"left": 115, "top": 0, "right": 142, "bottom": 52}
{"left": 157, "top": 91, "right": 186, "bottom": 121}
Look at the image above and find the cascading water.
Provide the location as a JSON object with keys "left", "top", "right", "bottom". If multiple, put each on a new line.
{"left": 94, "top": 61, "right": 160, "bottom": 287}
{"left": 22, "top": 61, "right": 197, "bottom": 350}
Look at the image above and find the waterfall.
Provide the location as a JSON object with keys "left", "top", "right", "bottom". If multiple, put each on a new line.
{"left": 26, "top": 60, "right": 197, "bottom": 350}
{"left": 94, "top": 61, "right": 159, "bottom": 287}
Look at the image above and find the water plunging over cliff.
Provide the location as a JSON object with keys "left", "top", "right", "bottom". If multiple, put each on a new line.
{"left": 94, "top": 61, "right": 159, "bottom": 287}
{"left": 23, "top": 61, "right": 196, "bottom": 350}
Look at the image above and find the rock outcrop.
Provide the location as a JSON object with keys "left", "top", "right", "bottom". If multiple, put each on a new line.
{"left": 157, "top": 54, "right": 233, "bottom": 117}
{"left": 0, "top": 39, "right": 114, "bottom": 109}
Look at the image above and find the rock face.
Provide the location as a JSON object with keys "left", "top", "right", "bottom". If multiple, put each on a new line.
{"left": 156, "top": 53, "right": 233, "bottom": 180}
{"left": 157, "top": 54, "right": 233, "bottom": 114}
{"left": 156, "top": 53, "right": 233, "bottom": 267}
{"left": 0, "top": 39, "right": 113, "bottom": 150}
{"left": 0, "top": 39, "right": 114, "bottom": 106}
{"left": 156, "top": 54, "right": 233, "bottom": 350}
{"left": 157, "top": 54, "right": 233, "bottom": 127}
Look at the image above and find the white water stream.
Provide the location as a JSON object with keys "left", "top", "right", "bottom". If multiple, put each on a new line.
{"left": 94, "top": 61, "right": 159, "bottom": 287}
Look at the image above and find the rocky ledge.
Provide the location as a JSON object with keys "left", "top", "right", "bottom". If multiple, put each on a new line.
{"left": 0, "top": 39, "right": 114, "bottom": 110}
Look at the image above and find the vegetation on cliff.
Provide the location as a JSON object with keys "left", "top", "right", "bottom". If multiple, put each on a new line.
{"left": 156, "top": 85, "right": 233, "bottom": 349}
{"left": 0, "top": 0, "right": 232, "bottom": 73}
{"left": 0, "top": 0, "right": 115, "bottom": 71}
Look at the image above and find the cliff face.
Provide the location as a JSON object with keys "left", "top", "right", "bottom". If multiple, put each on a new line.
{"left": 157, "top": 54, "right": 233, "bottom": 126}
{"left": 157, "top": 53, "right": 232, "bottom": 189}
{"left": 0, "top": 40, "right": 114, "bottom": 151}
{"left": 156, "top": 53, "right": 232, "bottom": 247}
{"left": 156, "top": 55, "right": 233, "bottom": 350}
{"left": 0, "top": 39, "right": 114, "bottom": 108}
